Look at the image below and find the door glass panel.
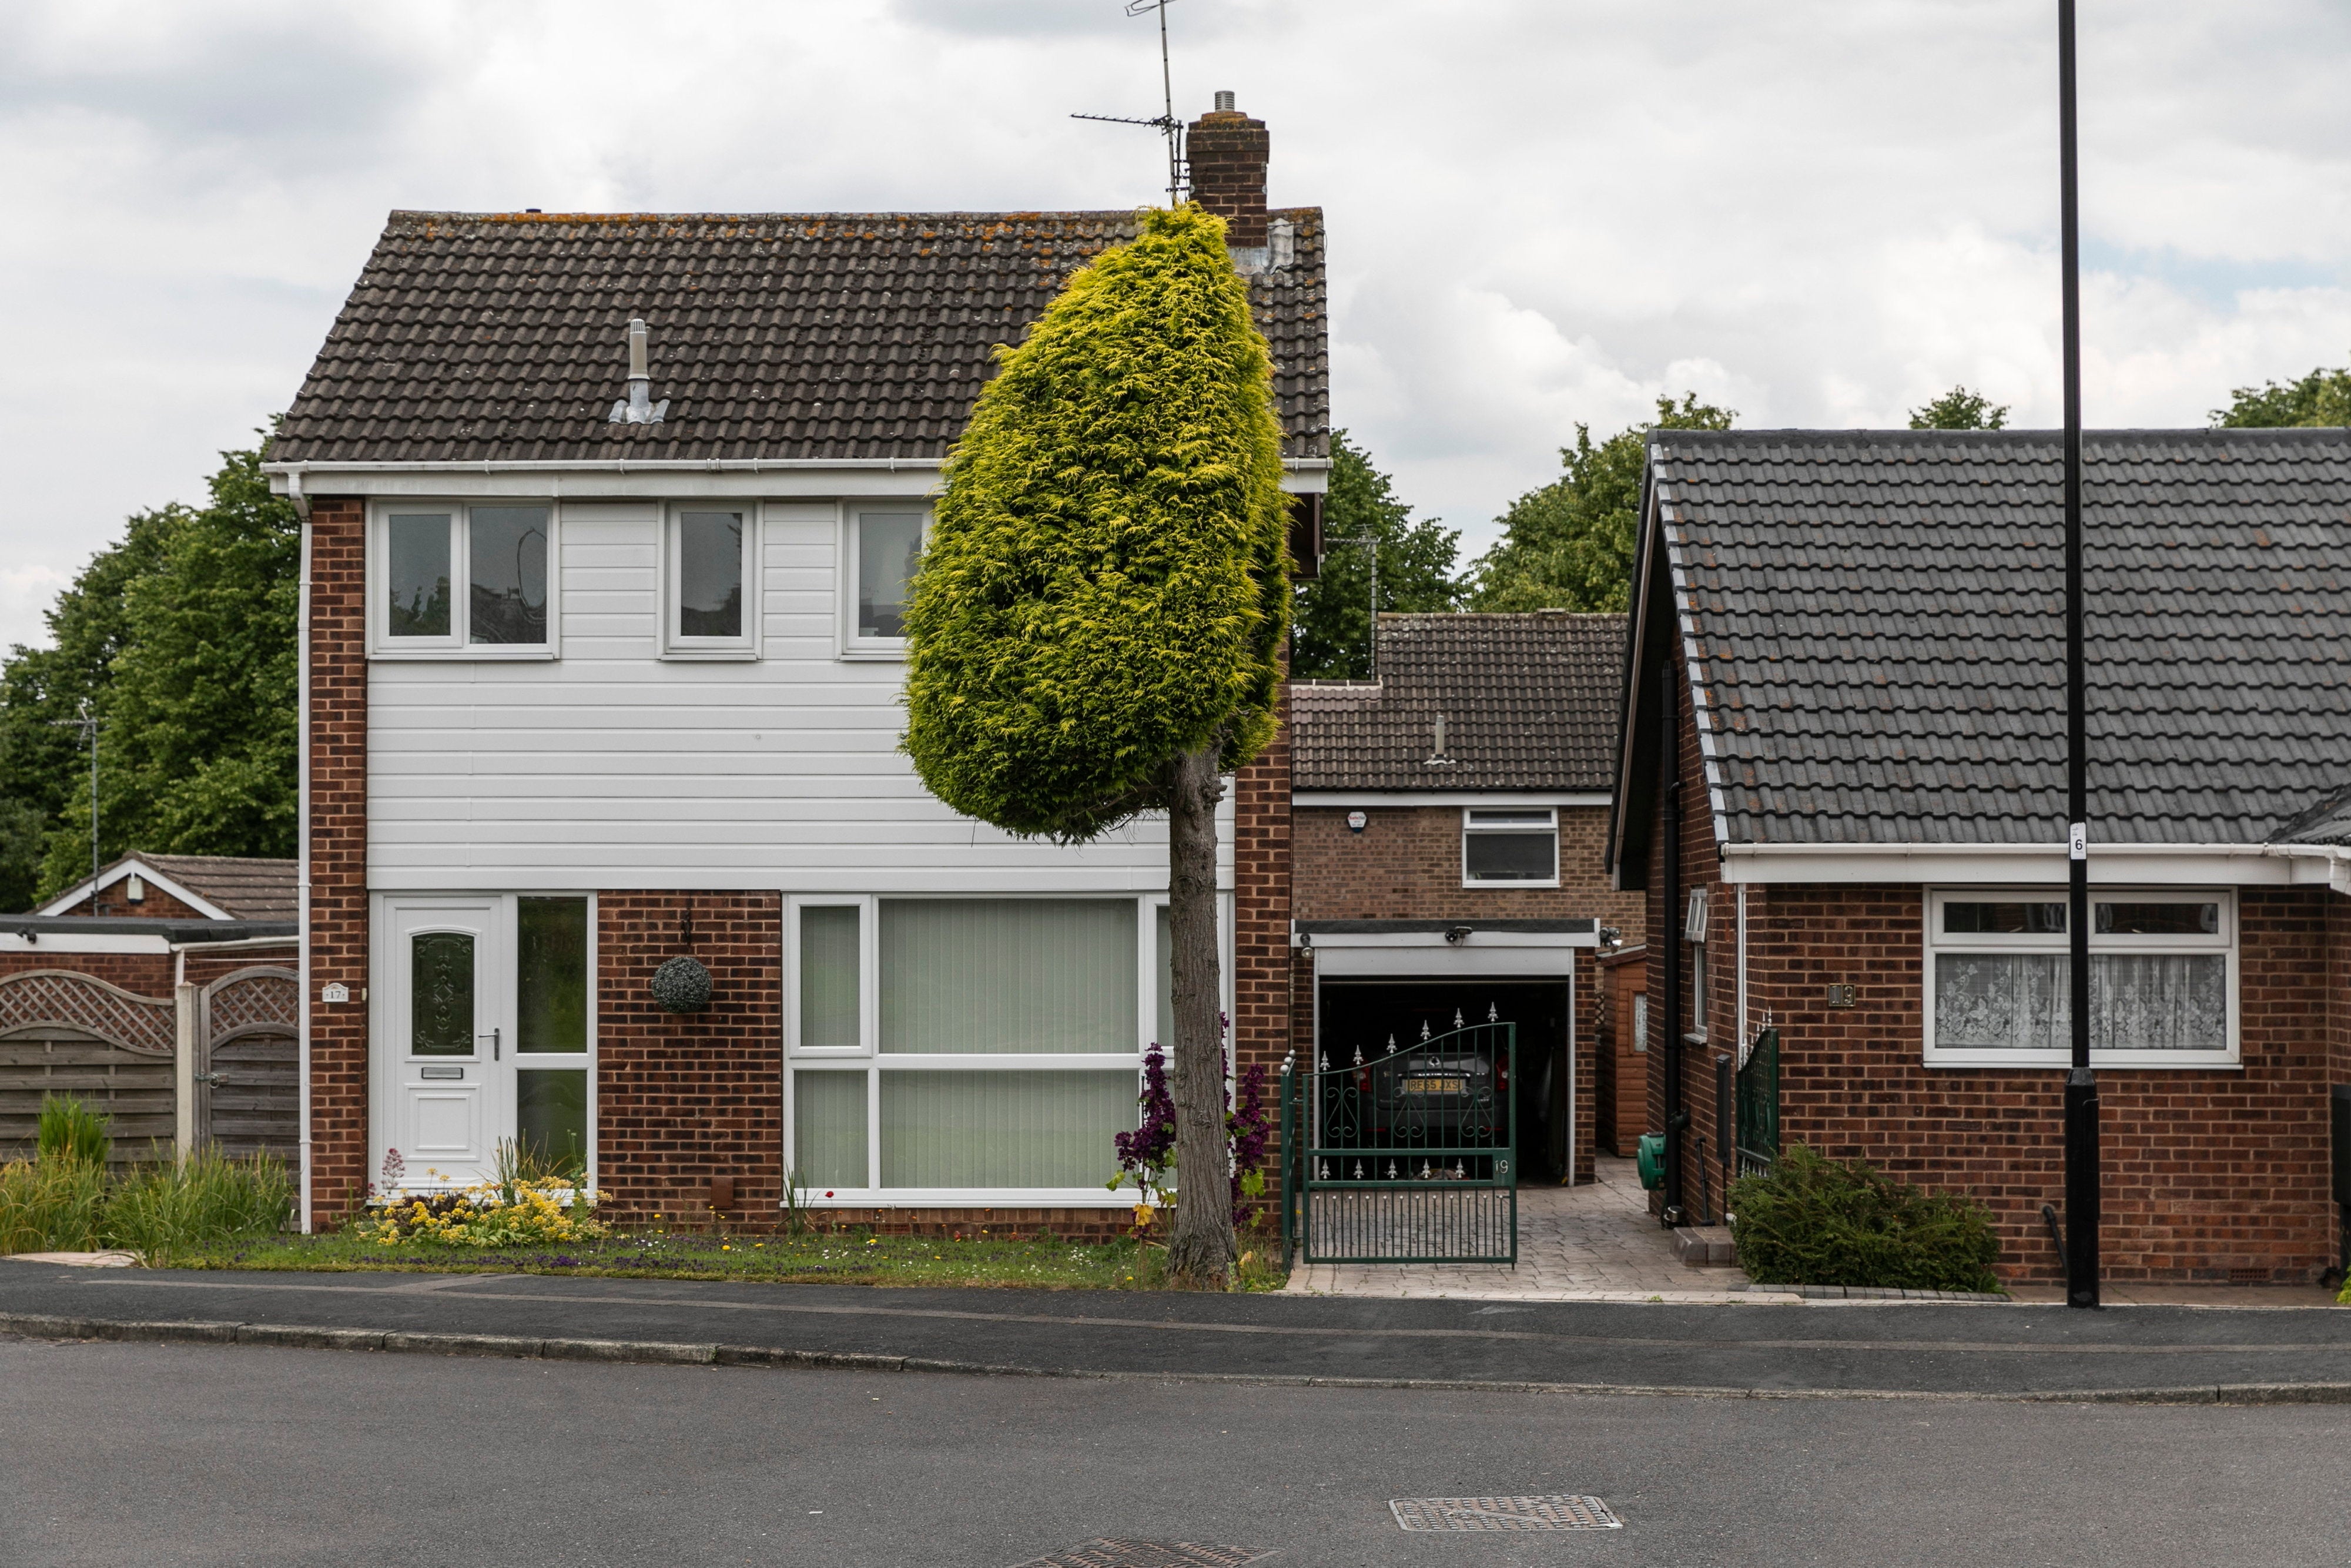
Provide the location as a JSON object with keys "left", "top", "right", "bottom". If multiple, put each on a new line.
{"left": 516, "top": 1070, "right": 588, "bottom": 1175}
{"left": 678, "top": 512, "right": 745, "bottom": 638}
{"left": 469, "top": 507, "right": 550, "bottom": 645}
{"left": 880, "top": 899, "right": 1136, "bottom": 1053}
{"left": 799, "top": 906, "right": 860, "bottom": 1048}
{"left": 518, "top": 897, "right": 588, "bottom": 1053}
{"left": 792, "top": 1071, "right": 867, "bottom": 1188}
{"left": 856, "top": 513, "right": 923, "bottom": 638}
{"left": 410, "top": 932, "right": 475, "bottom": 1056}
{"left": 386, "top": 514, "right": 452, "bottom": 638}
{"left": 879, "top": 1070, "right": 1132, "bottom": 1187}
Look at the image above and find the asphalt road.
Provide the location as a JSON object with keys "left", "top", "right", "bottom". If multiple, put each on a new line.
{"left": 4, "top": 1261, "right": 2350, "bottom": 1396}
{"left": 5, "top": 1334, "right": 2347, "bottom": 1568}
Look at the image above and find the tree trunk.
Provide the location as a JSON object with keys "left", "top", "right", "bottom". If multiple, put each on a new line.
{"left": 1163, "top": 741, "right": 1236, "bottom": 1287}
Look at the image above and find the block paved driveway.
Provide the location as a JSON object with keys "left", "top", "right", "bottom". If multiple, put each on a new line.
{"left": 1286, "top": 1155, "right": 1769, "bottom": 1302}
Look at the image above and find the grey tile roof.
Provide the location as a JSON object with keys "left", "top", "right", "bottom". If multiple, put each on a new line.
{"left": 139, "top": 855, "right": 298, "bottom": 921}
{"left": 1647, "top": 427, "right": 2351, "bottom": 846}
{"left": 272, "top": 209, "right": 1328, "bottom": 464}
{"left": 1292, "top": 612, "right": 1626, "bottom": 792}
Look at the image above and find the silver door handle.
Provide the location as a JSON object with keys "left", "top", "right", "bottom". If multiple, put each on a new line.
{"left": 480, "top": 1027, "right": 501, "bottom": 1061}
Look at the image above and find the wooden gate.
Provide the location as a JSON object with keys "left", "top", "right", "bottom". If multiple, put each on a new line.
{"left": 194, "top": 967, "right": 299, "bottom": 1162}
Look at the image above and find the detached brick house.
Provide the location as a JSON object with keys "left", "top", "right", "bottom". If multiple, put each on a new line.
{"left": 1613, "top": 427, "right": 2351, "bottom": 1285}
{"left": 266, "top": 100, "right": 1325, "bottom": 1232}
{"left": 1289, "top": 612, "right": 1644, "bottom": 1188}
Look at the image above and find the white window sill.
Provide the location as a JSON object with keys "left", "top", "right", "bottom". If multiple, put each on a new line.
{"left": 370, "top": 646, "right": 558, "bottom": 662}
{"left": 804, "top": 1053, "right": 1144, "bottom": 1071}
{"left": 1925, "top": 1051, "right": 2242, "bottom": 1071}
{"left": 838, "top": 645, "right": 909, "bottom": 663}
{"left": 657, "top": 648, "right": 761, "bottom": 662}
{"left": 1462, "top": 879, "right": 1561, "bottom": 890}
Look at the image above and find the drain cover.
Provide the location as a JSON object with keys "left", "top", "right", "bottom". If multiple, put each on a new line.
{"left": 1390, "top": 1496, "right": 1623, "bottom": 1532}
{"left": 1007, "top": 1543, "right": 1275, "bottom": 1568}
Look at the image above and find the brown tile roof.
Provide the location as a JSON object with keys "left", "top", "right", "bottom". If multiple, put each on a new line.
{"left": 138, "top": 856, "right": 298, "bottom": 922}
{"left": 272, "top": 209, "right": 1329, "bottom": 464}
{"left": 1291, "top": 612, "right": 1627, "bottom": 792}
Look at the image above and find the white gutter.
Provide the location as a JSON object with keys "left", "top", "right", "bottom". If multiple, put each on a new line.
{"left": 296, "top": 507, "right": 314, "bottom": 1234}
{"left": 1719, "top": 840, "right": 2338, "bottom": 887}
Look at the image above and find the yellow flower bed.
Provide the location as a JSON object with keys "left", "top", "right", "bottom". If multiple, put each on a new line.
{"left": 354, "top": 1175, "right": 608, "bottom": 1249}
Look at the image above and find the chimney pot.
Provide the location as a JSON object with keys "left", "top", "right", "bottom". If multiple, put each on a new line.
{"left": 1214, "top": 89, "right": 1235, "bottom": 112}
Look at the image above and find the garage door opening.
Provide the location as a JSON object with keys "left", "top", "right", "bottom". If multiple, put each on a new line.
{"left": 1317, "top": 979, "right": 1573, "bottom": 1186}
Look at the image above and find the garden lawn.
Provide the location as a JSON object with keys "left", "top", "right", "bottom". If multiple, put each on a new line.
{"left": 167, "top": 1228, "right": 1292, "bottom": 1292}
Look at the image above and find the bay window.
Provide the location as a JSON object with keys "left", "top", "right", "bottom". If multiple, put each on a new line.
{"left": 1923, "top": 887, "right": 2236, "bottom": 1068}
{"left": 786, "top": 894, "right": 1187, "bottom": 1201}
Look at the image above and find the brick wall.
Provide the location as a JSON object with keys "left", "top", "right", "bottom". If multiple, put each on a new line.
{"left": 1645, "top": 678, "right": 2343, "bottom": 1283}
{"left": 0, "top": 949, "right": 175, "bottom": 993}
{"left": 1186, "top": 105, "right": 1269, "bottom": 249}
{"left": 1230, "top": 684, "right": 1292, "bottom": 1228}
{"left": 306, "top": 497, "right": 370, "bottom": 1226}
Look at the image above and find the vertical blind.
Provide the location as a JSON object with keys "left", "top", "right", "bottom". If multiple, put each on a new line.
{"left": 880, "top": 899, "right": 1136, "bottom": 1053}
{"left": 799, "top": 906, "right": 860, "bottom": 1048}
{"left": 793, "top": 1071, "right": 868, "bottom": 1189}
{"left": 879, "top": 1071, "right": 1133, "bottom": 1188}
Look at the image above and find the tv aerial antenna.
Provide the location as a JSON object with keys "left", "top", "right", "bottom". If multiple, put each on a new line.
{"left": 1071, "top": 0, "right": 1187, "bottom": 205}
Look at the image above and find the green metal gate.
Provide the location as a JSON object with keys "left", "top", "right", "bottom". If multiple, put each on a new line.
{"left": 1281, "top": 1018, "right": 1517, "bottom": 1266}
{"left": 1734, "top": 1025, "right": 1780, "bottom": 1179}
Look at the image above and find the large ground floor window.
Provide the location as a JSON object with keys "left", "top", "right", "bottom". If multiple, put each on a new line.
{"left": 788, "top": 894, "right": 1198, "bottom": 1204}
{"left": 1923, "top": 886, "right": 2236, "bottom": 1068}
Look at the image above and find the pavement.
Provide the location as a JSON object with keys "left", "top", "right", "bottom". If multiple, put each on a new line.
{"left": 6, "top": 1334, "right": 2349, "bottom": 1568}
{"left": 5, "top": 1253, "right": 2349, "bottom": 1400}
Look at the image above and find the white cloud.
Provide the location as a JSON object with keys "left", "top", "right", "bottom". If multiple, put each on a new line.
{"left": 1, "top": 0, "right": 2346, "bottom": 642}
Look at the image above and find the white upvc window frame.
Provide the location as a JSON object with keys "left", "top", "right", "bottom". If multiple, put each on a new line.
{"left": 837, "top": 502, "right": 930, "bottom": 661}
{"left": 1921, "top": 884, "right": 2239, "bottom": 1070}
{"left": 782, "top": 890, "right": 1224, "bottom": 1207}
{"left": 367, "top": 500, "right": 561, "bottom": 661}
{"left": 659, "top": 501, "right": 761, "bottom": 660}
{"left": 1461, "top": 806, "right": 1560, "bottom": 889}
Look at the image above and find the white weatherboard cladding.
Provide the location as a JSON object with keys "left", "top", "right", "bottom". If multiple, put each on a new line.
{"left": 367, "top": 500, "right": 1230, "bottom": 891}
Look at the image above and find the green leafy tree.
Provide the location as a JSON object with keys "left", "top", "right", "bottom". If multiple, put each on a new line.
{"left": 1291, "top": 431, "right": 1460, "bottom": 681}
{"left": 901, "top": 206, "right": 1287, "bottom": 1285}
{"left": 1468, "top": 394, "right": 1733, "bottom": 612}
{"left": 2213, "top": 359, "right": 2351, "bottom": 427}
{"left": 0, "top": 443, "right": 297, "bottom": 905}
{"left": 1908, "top": 386, "right": 2009, "bottom": 430}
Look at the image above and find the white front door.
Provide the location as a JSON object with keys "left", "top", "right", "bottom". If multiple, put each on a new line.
{"left": 385, "top": 898, "right": 503, "bottom": 1186}
{"left": 378, "top": 894, "right": 597, "bottom": 1191}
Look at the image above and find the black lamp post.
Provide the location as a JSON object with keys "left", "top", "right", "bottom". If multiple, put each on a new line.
{"left": 2058, "top": 0, "right": 2101, "bottom": 1310}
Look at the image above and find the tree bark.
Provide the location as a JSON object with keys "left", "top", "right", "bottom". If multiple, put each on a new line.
{"left": 1163, "top": 741, "right": 1236, "bottom": 1287}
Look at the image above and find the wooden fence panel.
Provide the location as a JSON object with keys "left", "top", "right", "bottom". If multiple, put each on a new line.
{"left": 0, "top": 1030, "right": 178, "bottom": 1165}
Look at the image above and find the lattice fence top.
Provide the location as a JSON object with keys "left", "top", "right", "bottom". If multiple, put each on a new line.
{"left": 203, "top": 968, "right": 298, "bottom": 1037}
{"left": 0, "top": 970, "right": 175, "bottom": 1055}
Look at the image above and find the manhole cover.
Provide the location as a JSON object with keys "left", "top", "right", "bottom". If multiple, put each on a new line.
{"left": 1007, "top": 1543, "right": 1275, "bottom": 1568}
{"left": 1390, "top": 1496, "right": 1623, "bottom": 1532}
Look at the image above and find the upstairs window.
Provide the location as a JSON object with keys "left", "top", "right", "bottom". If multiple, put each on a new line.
{"left": 376, "top": 504, "right": 554, "bottom": 656}
{"left": 664, "top": 505, "right": 756, "bottom": 657}
{"left": 1924, "top": 887, "right": 2236, "bottom": 1068}
{"left": 843, "top": 507, "right": 926, "bottom": 655}
{"left": 1462, "top": 808, "right": 1558, "bottom": 886}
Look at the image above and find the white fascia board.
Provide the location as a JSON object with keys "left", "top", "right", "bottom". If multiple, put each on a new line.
{"left": 266, "top": 456, "right": 1333, "bottom": 500}
{"left": 1, "top": 933, "right": 173, "bottom": 954}
{"left": 1315, "top": 944, "right": 1581, "bottom": 977}
{"left": 1292, "top": 792, "right": 1611, "bottom": 808}
{"left": 1308, "top": 930, "right": 1599, "bottom": 949}
{"left": 36, "top": 859, "right": 236, "bottom": 920}
{"left": 1719, "top": 842, "right": 2309, "bottom": 887}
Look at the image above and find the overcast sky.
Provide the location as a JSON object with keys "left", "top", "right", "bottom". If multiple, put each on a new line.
{"left": 2, "top": 0, "right": 2347, "bottom": 650}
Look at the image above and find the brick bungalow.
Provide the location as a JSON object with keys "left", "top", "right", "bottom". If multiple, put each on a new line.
{"left": 264, "top": 99, "right": 1324, "bottom": 1234}
{"left": 1612, "top": 426, "right": 2351, "bottom": 1286}
{"left": 1288, "top": 611, "right": 1645, "bottom": 1187}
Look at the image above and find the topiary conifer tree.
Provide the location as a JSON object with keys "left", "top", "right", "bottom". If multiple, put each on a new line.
{"left": 902, "top": 205, "right": 1288, "bottom": 1286}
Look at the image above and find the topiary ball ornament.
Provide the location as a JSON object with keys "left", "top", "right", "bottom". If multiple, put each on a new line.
{"left": 651, "top": 956, "right": 712, "bottom": 1014}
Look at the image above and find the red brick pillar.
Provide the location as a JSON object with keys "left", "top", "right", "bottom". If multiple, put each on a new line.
{"left": 1231, "top": 680, "right": 1292, "bottom": 1228}
{"left": 306, "top": 497, "right": 370, "bottom": 1228}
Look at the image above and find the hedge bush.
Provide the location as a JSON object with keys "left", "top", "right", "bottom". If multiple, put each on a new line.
{"left": 1729, "top": 1142, "right": 2002, "bottom": 1293}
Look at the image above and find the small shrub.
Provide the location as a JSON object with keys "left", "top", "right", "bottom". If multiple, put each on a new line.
{"left": 1729, "top": 1142, "right": 2001, "bottom": 1294}
{"left": 37, "top": 1094, "right": 112, "bottom": 1167}
{"left": 105, "top": 1147, "right": 293, "bottom": 1263}
{"left": 0, "top": 1157, "right": 109, "bottom": 1253}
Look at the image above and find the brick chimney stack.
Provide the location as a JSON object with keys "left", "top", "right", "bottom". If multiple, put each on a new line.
{"left": 1186, "top": 90, "right": 1268, "bottom": 248}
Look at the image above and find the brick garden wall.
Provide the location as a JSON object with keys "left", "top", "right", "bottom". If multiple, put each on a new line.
{"left": 1229, "top": 685, "right": 1292, "bottom": 1235}
{"left": 0, "top": 949, "right": 176, "bottom": 993}
{"left": 305, "top": 497, "right": 370, "bottom": 1227}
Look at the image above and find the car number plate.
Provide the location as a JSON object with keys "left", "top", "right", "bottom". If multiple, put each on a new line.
{"left": 1403, "top": 1076, "right": 1466, "bottom": 1094}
